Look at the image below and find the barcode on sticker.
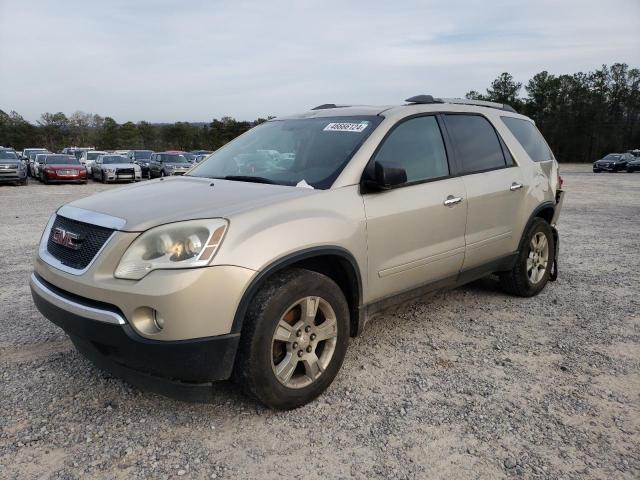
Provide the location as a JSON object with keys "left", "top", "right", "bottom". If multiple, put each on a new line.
{"left": 323, "top": 122, "right": 368, "bottom": 133}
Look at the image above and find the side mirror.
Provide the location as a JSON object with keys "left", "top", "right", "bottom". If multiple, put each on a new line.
{"left": 362, "top": 161, "right": 407, "bottom": 191}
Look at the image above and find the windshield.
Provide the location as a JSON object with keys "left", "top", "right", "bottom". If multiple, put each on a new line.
{"left": 0, "top": 151, "right": 18, "bottom": 160}
{"left": 102, "top": 156, "right": 128, "bottom": 164}
{"left": 161, "top": 154, "right": 189, "bottom": 163}
{"left": 603, "top": 154, "right": 621, "bottom": 160}
{"left": 46, "top": 155, "right": 78, "bottom": 165}
{"left": 188, "top": 116, "right": 382, "bottom": 189}
{"left": 87, "top": 152, "right": 102, "bottom": 160}
{"left": 134, "top": 150, "right": 153, "bottom": 160}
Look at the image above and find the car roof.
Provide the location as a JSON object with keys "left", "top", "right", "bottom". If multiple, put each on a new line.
{"left": 277, "top": 97, "right": 531, "bottom": 122}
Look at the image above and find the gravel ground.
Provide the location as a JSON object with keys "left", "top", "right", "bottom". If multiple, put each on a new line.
{"left": 0, "top": 165, "right": 638, "bottom": 479}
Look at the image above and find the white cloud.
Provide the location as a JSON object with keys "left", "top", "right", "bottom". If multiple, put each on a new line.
{"left": 1, "top": 0, "right": 638, "bottom": 122}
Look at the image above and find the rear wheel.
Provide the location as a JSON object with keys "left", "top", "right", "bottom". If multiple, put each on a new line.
{"left": 234, "top": 269, "right": 350, "bottom": 410}
{"left": 500, "top": 218, "right": 554, "bottom": 297}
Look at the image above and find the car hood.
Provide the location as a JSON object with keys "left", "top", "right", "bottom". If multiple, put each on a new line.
{"left": 45, "top": 164, "right": 83, "bottom": 169}
{"left": 100, "top": 163, "right": 138, "bottom": 169}
{"left": 64, "top": 176, "right": 318, "bottom": 231}
{"left": 0, "top": 160, "right": 21, "bottom": 166}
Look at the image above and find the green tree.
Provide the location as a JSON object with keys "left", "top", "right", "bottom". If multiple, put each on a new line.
{"left": 119, "top": 121, "right": 143, "bottom": 148}
{"left": 98, "top": 117, "right": 120, "bottom": 149}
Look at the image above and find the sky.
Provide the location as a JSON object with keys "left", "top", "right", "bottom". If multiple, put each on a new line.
{"left": 1, "top": 0, "right": 639, "bottom": 123}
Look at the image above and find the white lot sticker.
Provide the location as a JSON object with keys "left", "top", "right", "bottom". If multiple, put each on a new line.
{"left": 323, "top": 122, "right": 369, "bottom": 133}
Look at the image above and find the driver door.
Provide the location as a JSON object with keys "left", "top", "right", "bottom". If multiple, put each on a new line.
{"left": 362, "top": 115, "right": 467, "bottom": 302}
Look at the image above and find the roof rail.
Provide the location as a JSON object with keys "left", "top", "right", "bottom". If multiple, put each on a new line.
{"left": 405, "top": 95, "right": 517, "bottom": 113}
{"left": 405, "top": 95, "right": 443, "bottom": 104}
{"left": 438, "top": 97, "right": 517, "bottom": 113}
{"left": 311, "top": 103, "right": 351, "bottom": 110}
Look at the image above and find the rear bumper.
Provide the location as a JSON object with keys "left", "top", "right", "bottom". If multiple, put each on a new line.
{"left": 30, "top": 272, "right": 240, "bottom": 400}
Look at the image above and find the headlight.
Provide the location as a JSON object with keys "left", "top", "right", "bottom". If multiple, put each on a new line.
{"left": 166, "top": 165, "right": 175, "bottom": 169}
{"left": 106, "top": 168, "right": 116, "bottom": 173}
{"left": 114, "top": 219, "right": 228, "bottom": 280}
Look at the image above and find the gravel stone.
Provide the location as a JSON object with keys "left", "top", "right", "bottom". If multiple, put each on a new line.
{"left": 0, "top": 165, "right": 638, "bottom": 479}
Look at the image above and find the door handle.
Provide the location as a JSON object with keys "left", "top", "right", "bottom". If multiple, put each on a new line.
{"left": 443, "top": 195, "right": 463, "bottom": 207}
{"left": 510, "top": 182, "right": 523, "bottom": 191}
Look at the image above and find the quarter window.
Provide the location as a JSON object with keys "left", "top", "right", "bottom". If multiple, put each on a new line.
{"left": 444, "top": 114, "right": 507, "bottom": 174}
{"left": 373, "top": 116, "right": 449, "bottom": 183}
{"left": 501, "top": 116, "right": 553, "bottom": 162}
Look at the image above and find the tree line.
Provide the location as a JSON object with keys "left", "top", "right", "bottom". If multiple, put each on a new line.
{"left": 0, "top": 111, "right": 270, "bottom": 154}
{"left": 466, "top": 63, "right": 639, "bottom": 162}
{"left": 1, "top": 63, "right": 638, "bottom": 162}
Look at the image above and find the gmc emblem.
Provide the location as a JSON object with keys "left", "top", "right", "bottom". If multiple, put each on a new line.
{"left": 52, "top": 227, "right": 82, "bottom": 250}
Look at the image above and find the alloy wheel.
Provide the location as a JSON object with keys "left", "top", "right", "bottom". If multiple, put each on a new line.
{"left": 527, "top": 232, "right": 549, "bottom": 284}
{"left": 271, "top": 296, "right": 338, "bottom": 389}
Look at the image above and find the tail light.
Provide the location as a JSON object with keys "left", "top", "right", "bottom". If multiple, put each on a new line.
{"left": 558, "top": 173, "right": 564, "bottom": 189}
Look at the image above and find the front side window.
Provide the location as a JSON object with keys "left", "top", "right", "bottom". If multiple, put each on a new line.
{"left": 189, "top": 116, "right": 382, "bottom": 189}
{"left": 501, "top": 116, "right": 553, "bottom": 162}
{"left": 444, "top": 114, "right": 506, "bottom": 174}
{"left": 373, "top": 116, "right": 449, "bottom": 183}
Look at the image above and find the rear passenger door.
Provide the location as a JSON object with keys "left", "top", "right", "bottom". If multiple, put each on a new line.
{"left": 362, "top": 115, "right": 467, "bottom": 302}
{"left": 442, "top": 114, "right": 525, "bottom": 270}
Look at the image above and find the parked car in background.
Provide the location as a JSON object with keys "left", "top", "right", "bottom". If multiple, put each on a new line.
{"left": 593, "top": 153, "right": 633, "bottom": 172}
{"left": 30, "top": 97, "right": 564, "bottom": 409}
{"left": 149, "top": 152, "right": 192, "bottom": 177}
{"left": 127, "top": 150, "right": 154, "bottom": 178}
{"left": 626, "top": 155, "right": 640, "bottom": 172}
{"left": 194, "top": 153, "right": 210, "bottom": 163}
{"left": 23, "top": 148, "right": 48, "bottom": 175}
{"left": 627, "top": 149, "right": 640, "bottom": 158}
{"left": 78, "top": 150, "right": 107, "bottom": 174}
{"left": 61, "top": 147, "right": 94, "bottom": 161}
{"left": 32, "top": 153, "right": 50, "bottom": 179}
{"left": 0, "top": 148, "right": 28, "bottom": 185}
{"left": 92, "top": 154, "right": 141, "bottom": 183}
{"left": 39, "top": 154, "right": 87, "bottom": 184}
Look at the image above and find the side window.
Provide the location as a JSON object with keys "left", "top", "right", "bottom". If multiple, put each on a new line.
{"left": 373, "top": 116, "right": 449, "bottom": 183}
{"left": 501, "top": 116, "right": 553, "bottom": 162}
{"left": 444, "top": 114, "right": 507, "bottom": 174}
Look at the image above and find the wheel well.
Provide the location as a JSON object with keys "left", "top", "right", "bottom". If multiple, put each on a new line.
{"left": 535, "top": 206, "right": 554, "bottom": 224}
{"left": 234, "top": 252, "right": 362, "bottom": 338}
{"left": 286, "top": 255, "right": 361, "bottom": 337}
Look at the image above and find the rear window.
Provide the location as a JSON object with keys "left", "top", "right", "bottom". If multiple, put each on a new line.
{"left": 444, "top": 114, "right": 507, "bottom": 174}
{"left": 501, "top": 117, "right": 553, "bottom": 162}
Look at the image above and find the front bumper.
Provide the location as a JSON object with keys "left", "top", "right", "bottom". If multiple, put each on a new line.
{"left": 0, "top": 168, "right": 26, "bottom": 182}
{"left": 104, "top": 171, "right": 142, "bottom": 181}
{"left": 30, "top": 272, "right": 241, "bottom": 399}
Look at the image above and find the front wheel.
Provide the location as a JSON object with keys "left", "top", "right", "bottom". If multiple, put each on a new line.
{"left": 500, "top": 218, "right": 555, "bottom": 297}
{"left": 234, "top": 269, "right": 350, "bottom": 410}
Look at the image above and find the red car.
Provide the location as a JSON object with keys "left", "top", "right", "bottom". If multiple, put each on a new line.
{"left": 40, "top": 155, "right": 88, "bottom": 184}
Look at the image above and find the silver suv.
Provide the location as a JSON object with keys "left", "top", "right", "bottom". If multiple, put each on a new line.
{"left": 30, "top": 96, "right": 564, "bottom": 409}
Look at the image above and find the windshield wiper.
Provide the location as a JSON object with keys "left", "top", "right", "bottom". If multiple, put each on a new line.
{"left": 220, "top": 175, "right": 278, "bottom": 185}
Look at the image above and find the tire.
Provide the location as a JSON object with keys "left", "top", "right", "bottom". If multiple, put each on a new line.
{"left": 101, "top": 172, "right": 106, "bottom": 184}
{"left": 20, "top": 177, "right": 28, "bottom": 186}
{"left": 500, "top": 217, "right": 555, "bottom": 297}
{"left": 234, "top": 268, "right": 350, "bottom": 410}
